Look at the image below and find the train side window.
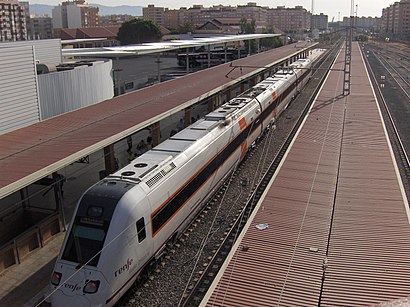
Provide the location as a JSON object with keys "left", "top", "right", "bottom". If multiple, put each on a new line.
{"left": 136, "top": 218, "right": 146, "bottom": 242}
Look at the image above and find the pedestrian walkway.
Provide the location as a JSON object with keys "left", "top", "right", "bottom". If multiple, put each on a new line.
{"left": 202, "top": 42, "right": 410, "bottom": 306}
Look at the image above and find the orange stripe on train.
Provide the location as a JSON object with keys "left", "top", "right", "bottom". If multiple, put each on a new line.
{"left": 240, "top": 141, "right": 248, "bottom": 160}
{"left": 271, "top": 91, "right": 277, "bottom": 100}
{"left": 239, "top": 118, "right": 247, "bottom": 130}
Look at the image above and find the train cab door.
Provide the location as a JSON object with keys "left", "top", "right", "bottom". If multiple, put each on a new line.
{"left": 134, "top": 198, "right": 153, "bottom": 272}
{"left": 133, "top": 214, "right": 154, "bottom": 281}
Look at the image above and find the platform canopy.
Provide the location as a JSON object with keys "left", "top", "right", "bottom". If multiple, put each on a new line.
{"left": 62, "top": 34, "right": 282, "bottom": 57}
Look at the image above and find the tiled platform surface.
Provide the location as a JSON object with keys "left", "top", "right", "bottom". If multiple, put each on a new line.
{"left": 202, "top": 42, "right": 410, "bottom": 306}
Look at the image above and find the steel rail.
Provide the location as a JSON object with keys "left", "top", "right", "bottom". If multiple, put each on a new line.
{"left": 371, "top": 50, "right": 410, "bottom": 100}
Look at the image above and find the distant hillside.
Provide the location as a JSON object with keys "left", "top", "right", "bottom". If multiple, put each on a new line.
{"left": 29, "top": 4, "right": 53, "bottom": 16}
{"left": 91, "top": 4, "right": 142, "bottom": 16}
{"left": 29, "top": 3, "right": 142, "bottom": 17}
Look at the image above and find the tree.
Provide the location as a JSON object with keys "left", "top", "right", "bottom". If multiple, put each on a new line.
{"left": 178, "top": 22, "right": 194, "bottom": 34}
{"left": 260, "top": 25, "right": 283, "bottom": 49}
{"left": 117, "top": 18, "right": 162, "bottom": 45}
{"left": 240, "top": 18, "right": 257, "bottom": 54}
{"left": 240, "top": 17, "right": 256, "bottom": 34}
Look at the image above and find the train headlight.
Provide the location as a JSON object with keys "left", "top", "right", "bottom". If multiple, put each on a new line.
{"left": 51, "top": 271, "right": 62, "bottom": 286}
{"left": 83, "top": 280, "right": 100, "bottom": 294}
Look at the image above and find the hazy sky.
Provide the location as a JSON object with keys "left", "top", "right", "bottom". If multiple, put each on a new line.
{"left": 29, "top": 0, "right": 393, "bottom": 20}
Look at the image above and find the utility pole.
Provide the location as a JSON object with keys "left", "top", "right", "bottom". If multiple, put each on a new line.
{"left": 343, "top": 0, "right": 354, "bottom": 95}
{"left": 311, "top": 0, "right": 314, "bottom": 36}
{"left": 355, "top": 4, "right": 358, "bottom": 29}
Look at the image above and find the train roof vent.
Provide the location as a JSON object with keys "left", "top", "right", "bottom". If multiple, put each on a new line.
{"left": 138, "top": 164, "right": 158, "bottom": 179}
{"left": 121, "top": 171, "right": 136, "bottom": 176}
{"left": 190, "top": 119, "right": 220, "bottom": 131}
{"left": 161, "top": 162, "right": 176, "bottom": 176}
{"left": 226, "top": 99, "right": 248, "bottom": 108}
{"left": 260, "top": 79, "right": 276, "bottom": 84}
{"left": 205, "top": 107, "right": 235, "bottom": 120}
{"left": 241, "top": 86, "right": 265, "bottom": 99}
{"left": 145, "top": 172, "right": 164, "bottom": 188}
{"left": 229, "top": 98, "right": 247, "bottom": 105}
{"left": 145, "top": 162, "right": 176, "bottom": 188}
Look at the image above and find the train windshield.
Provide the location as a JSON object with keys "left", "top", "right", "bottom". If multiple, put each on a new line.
{"left": 60, "top": 180, "right": 133, "bottom": 267}
{"left": 62, "top": 218, "right": 108, "bottom": 266}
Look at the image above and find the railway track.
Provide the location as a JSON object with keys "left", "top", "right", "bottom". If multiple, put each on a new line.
{"left": 371, "top": 50, "right": 410, "bottom": 99}
{"left": 363, "top": 45, "right": 410, "bottom": 203}
{"left": 118, "top": 43, "right": 341, "bottom": 307}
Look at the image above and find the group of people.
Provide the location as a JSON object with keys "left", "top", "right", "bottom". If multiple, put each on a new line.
{"left": 126, "top": 115, "right": 203, "bottom": 163}
{"left": 169, "top": 115, "right": 201, "bottom": 137}
{"left": 127, "top": 136, "right": 152, "bottom": 163}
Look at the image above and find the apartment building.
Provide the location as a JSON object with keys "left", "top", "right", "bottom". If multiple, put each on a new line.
{"left": 381, "top": 0, "right": 410, "bottom": 40}
{"left": 237, "top": 2, "right": 267, "bottom": 28}
{"left": 143, "top": 4, "right": 166, "bottom": 26}
{"left": 267, "top": 6, "right": 311, "bottom": 33}
{"left": 145, "top": 3, "right": 268, "bottom": 32}
{"left": 0, "top": 0, "right": 27, "bottom": 41}
{"left": 52, "top": 0, "right": 99, "bottom": 29}
{"left": 311, "top": 13, "right": 328, "bottom": 31}
{"left": 31, "top": 16, "right": 53, "bottom": 39}
{"left": 163, "top": 8, "right": 183, "bottom": 29}
{"left": 144, "top": 3, "right": 313, "bottom": 34}
{"left": 99, "top": 14, "right": 134, "bottom": 27}
{"left": 184, "top": 3, "right": 267, "bottom": 29}
{"left": 343, "top": 16, "right": 381, "bottom": 32}
{"left": 19, "top": 1, "right": 31, "bottom": 37}
{"left": 182, "top": 5, "right": 211, "bottom": 27}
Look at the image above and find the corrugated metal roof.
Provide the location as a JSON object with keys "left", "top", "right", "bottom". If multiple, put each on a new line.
{"left": 202, "top": 43, "right": 410, "bottom": 306}
{"left": 62, "top": 34, "right": 281, "bottom": 57}
{"left": 0, "top": 42, "right": 316, "bottom": 199}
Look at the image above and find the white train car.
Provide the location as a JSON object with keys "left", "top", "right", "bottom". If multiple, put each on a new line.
{"left": 50, "top": 51, "right": 323, "bottom": 307}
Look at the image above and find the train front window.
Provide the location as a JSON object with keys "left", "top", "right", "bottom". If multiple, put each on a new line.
{"left": 62, "top": 222, "right": 107, "bottom": 266}
{"left": 59, "top": 182, "right": 133, "bottom": 267}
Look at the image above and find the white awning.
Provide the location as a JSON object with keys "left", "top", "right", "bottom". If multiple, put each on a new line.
{"left": 62, "top": 34, "right": 282, "bottom": 57}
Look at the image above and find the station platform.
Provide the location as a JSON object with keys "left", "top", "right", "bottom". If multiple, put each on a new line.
{"left": 201, "top": 42, "right": 410, "bottom": 306}
{"left": 0, "top": 233, "right": 62, "bottom": 306}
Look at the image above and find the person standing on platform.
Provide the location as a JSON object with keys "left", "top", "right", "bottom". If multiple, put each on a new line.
{"left": 177, "top": 118, "right": 184, "bottom": 131}
{"left": 126, "top": 136, "right": 133, "bottom": 152}
{"left": 127, "top": 150, "right": 134, "bottom": 163}
{"left": 146, "top": 135, "right": 152, "bottom": 150}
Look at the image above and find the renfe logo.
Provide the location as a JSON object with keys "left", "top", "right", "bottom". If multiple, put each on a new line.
{"left": 115, "top": 258, "right": 133, "bottom": 277}
{"left": 63, "top": 282, "right": 82, "bottom": 292}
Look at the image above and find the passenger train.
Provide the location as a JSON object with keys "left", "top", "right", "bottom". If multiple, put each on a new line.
{"left": 50, "top": 49, "right": 324, "bottom": 306}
